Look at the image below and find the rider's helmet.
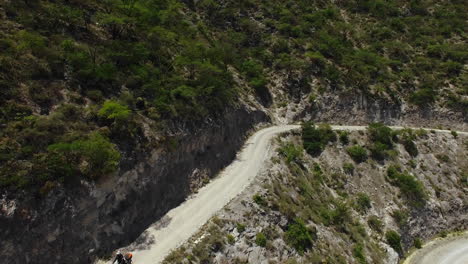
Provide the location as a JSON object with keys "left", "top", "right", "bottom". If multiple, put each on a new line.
{"left": 124, "top": 253, "right": 133, "bottom": 260}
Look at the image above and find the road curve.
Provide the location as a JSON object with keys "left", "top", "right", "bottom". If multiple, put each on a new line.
{"left": 123, "top": 125, "right": 300, "bottom": 264}
{"left": 404, "top": 233, "right": 468, "bottom": 264}
{"left": 100, "top": 124, "right": 466, "bottom": 264}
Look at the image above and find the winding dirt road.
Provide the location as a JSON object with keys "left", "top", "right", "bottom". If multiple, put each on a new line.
{"left": 404, "top": 233, "right": 468, "bottom": 264}
{"left": 100, "top": 124, "right": 467, "bottom": 264}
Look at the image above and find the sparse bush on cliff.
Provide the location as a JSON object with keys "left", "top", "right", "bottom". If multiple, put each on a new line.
{"left": 347, "top": 145, "right": 368, "bottom": 163}
{"left": 285, "top": 218, "right": 315, "bottom": 254}
{"left": 385, "top": 230, "right": 402, "bottom": 254}
{"left": 302, "top": 122, "right": 336, "bottom": 156}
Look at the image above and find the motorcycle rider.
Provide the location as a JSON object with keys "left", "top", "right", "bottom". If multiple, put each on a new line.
{"left": 113, "top": 251, "right": 133, "bottom": 264}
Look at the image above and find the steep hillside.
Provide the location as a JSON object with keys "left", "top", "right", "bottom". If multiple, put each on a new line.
{"left": 164, "top": 124, "right": 467, "bottom": 263}
{"left": 0, "top": 0, "right": 467, "bottom": 263}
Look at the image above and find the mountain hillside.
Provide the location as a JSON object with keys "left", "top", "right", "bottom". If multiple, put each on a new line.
{"left": 0, "top": 0, "right": 466, "bottom": 263}
{"left": 164, "top": 124, "right": 467, "bottom": 264}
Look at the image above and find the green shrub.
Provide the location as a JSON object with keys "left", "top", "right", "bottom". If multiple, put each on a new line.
{"left": 253, "top": 194, "right": 267, "bottom": 206}
{"left": 402, "top": 139, "right": 418, "bottom": 157}
{"left": 278, "top": 143, "right": 303, "bottom": 164}
{"left": 451, "top": 131, "right": 458, "bottom": 138}
{"left": 98, "top": 100, "right": 131, "bottom": 123}
{"left": 414, "top": 238, "right": 422, "bottom": 249}
{"left": 355, "top": 193, "right": 372, "bottom": 213}
{"left": 343, "top": 162, "right": 355, "bottom": 174}
{"left": 347, "top": 145, "right": 368, "bottom": 163}
{"left": 385, "top": 230, "right": 402, "bottom": 254}
{"left": 369, "top": 142, "right": 390, "bottom": 160}
{"left": 302, "top": 122, "right": 336, "bottom": 156}
{"left": 339, "top": 131, "right": 350, "bottom": 145}
{"left": 368, "top": 123, "right": 393, "bottom": 147}
{"left": 410, "top": 88, "right": 437, "bottom": 106}
{"left": 285, "top": 218, "right": 315, "bottom": 254}
{"left": 227, "top": 234, "right": 235, "bottom": 245}
{"left": 255, "top": 232, "right": 267, "bottom": 247}
{"left": 47, "top": 132, "right": 120, "bottom": 179}
{"left": 386, "top": 166, "right": 426, "bottom": 207}
{"left": 236, "top": 223, "right": 246, "bottom": 233}
{"left": 392, "top": 209, "right": 409, "bottom": 226}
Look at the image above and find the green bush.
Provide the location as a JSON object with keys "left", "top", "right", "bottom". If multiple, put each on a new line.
{"left": 385, "top": 230, "right": 402, "bottom": 254}
{"left": 347, "top": 145, "right": 368, "bottom": 163}
{"left": 255, "top": 232, "right": 267, "bottom": 247}
{"left": 253, "top": 194, "right": 267, "bottom": 206}
{"left": 47, "top": 132, "right": 120, "bottom": 179}
{"left": 410, "top": 88, "right": 437, "bottom": 106}
{"left": 451, "top": 131, "right": 458, "bottom": 138}
{"left": 398, "top": 130, "right": 419, "bottom": 157}
{"left": 339, "top": 131, "right": 350, "bottom": 145}
{"left": 414, "top": 238, "right": 422, "bottom": 249}
{"left": 367, "top": 123, "right": 394, "bottom": 147}
{"left": 278, "top": 143, "right": 303, "bottom": 164}
{"left": 386, "top": 166, "right": 426, "bottom": 207}
{"left": 236, "top": 223, "right": 246, "bottom": 233}
{"left": 302, "top": 122, "right": 336, "bottom": 156}
{"left": 369, "top": 142, "right": 390, "bottom": 160}
{"left": 392, "top": 209, "right": 409, "bottom": 227}
{"left": 98, "top": 100, "right": 131, "bottom": 123}
{"left": 343, "top": 162, "right": 355, "bottom": 174}
{"left": 355, "top": 193, "right": 372, "bottom": 213}
{"left": 227, "top": 234, "right": 235, "bottom": 245}
{"left": 285, "top": 218, "right": 315, "bottom": 254}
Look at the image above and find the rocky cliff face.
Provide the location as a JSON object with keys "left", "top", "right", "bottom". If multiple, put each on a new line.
{"left": 0, "top": 105, "right": 268, "bottom": 264}
{"left": 304, "top": 92, "right": 467, "bottom": 131}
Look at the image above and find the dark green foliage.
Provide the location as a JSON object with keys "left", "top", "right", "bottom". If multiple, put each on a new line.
{"left": 451, "top": 131, "right": 458, "bottom": 138}
{"left": 47, "top": 132, "right": 120, "bottom": 180}
{"left": 236, "top": 223, "right": 246, "bottom": 233}
{"left": 98, "top": 100, "right": 131, "bottom": 123}
{"left": 347, "top": 145, "right": 368, "bottom": 163}
{"left": 392, "top": 209, "right": 409, "bottom": 227}
{"left": 302, "top": 122, "right": 336, "bottom": 156}
{"left": 253, "top": 194, "right": 267, "bottom": 206}
{"left": 414, "top": 238, "right": 422, "bottom": 249}
{"left": 255, "top": 232, "right": 267, "bottom": 247}
{"left": 387, "top": 166, "right": 426, "bottom": 207}
{"left": 385, "top": 230, "right": 402, "bottom": 254}
{"left": 1, "top": 0, "right": 467, "bottom": 198}
{"left": 339, "top": 131, "right": 350, "bottom": 145}
{"left": 343, "top": 162, "right": 355, "bottom": 174}
{"left": 368, "top": 123, "right": 393, "bottom": 147}
{"left": 410, "top": 88, "right": 437, "bottom": 106}
{"left": 355, "top": 193, "right": 372, "bottom": 213}
{"left": 398, "top": 129, "right": 419, "bottom": 157}
{"left": 367, "top": 123, "right": 396, "bottom": 160}
{"left": 226, "top": 234, "right": 235, "bottom": 245}
{"left": 285, "top": 219, "right": 315, "bottom": 254}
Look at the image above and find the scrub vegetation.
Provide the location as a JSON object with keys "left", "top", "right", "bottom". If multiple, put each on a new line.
{"left": 1, "top": 0, "right": 466, "bottom": 195}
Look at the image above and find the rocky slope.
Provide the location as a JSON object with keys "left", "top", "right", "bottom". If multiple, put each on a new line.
{"left": 164, "top": 126, "right": 467, "bottom": 264}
